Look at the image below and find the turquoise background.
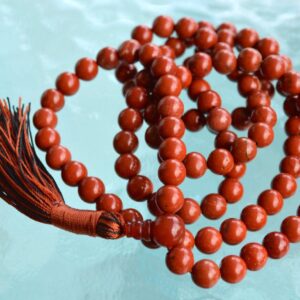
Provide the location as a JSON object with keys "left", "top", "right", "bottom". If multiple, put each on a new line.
{"left": 0, "top": 0, "right": 300, "bottom": 299}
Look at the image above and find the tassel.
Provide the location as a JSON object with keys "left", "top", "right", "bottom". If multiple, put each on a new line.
{"left": 0, "top": 99, "right": 125, "bottom": 239}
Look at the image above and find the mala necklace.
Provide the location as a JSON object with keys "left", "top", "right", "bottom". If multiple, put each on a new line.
{"left": 1, "top": 16, "right": 300, "bottom": 289}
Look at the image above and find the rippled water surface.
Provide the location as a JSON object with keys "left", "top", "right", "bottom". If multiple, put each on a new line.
{"left": 0, "top": 0, "right": 300, "bottom": 299}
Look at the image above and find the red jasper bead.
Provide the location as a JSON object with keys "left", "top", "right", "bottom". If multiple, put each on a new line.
{"left": 127, "top": 175, "right": 153, "bottom": 201}
{"left": 176, "top": 198, "right": 201, "bottom": 224}
{"left": 238, "top": 48, "right": 262, "bottom": 73}
{"left": 251, "top": 106, "right": 277, "bottom": 127}
{"left": 231, "top": 107, "right": 251, "bottom": 130}
{"left": 62, "top": 161, "right": 87, "bottom": 186}
{"left": 78, "top": 176, "right": 105, "bottom": 203}
{"left": 247, "top": 91, "right": 271, "bottom": 110}
{"left": 158, "top": 159, "right": 186, "bottom": 186}
{"left": 194, "top": 27, "right": 218, "bottom": 50}
{"left": 166, "top": 247, "right": 194, "bottom": 275}
{"left": 131, "top": 25, "right": 153, "bottom": 45}
{"left": 119, "top": 40, "right": 141, "bottom": 63}
{"left": 217, "top": 22, "right": 237, "bottom": 34}
{"left": 220, "top": 255, "right": 247, "bottom": 284}
{"left": 118, "top": 108, "right": 143, "bottom": 132}
{"left": 240, "top": 243, "right": 268, "bottom": 271}
{"left": 183, "top": 152, "right": 207, "bottom": 178}
{"left": 35, "top": 127, "right": 60, "bottom": 151}
{"left": 283, "top": 96, "right": 299, "bottom": 116}
{"left": 278, "top": 71, "right": 300, "bottom": 96}
{"left": 192, "top": 259, "right": 220, "bottom": 288}
{"left": 198, "top": 21, "right": 215, "bottom": 30}
{"left": 125, "top": 86, "right": 149, "bottom": 110}
{"left": 152, "top": 15, "right": 174, "bottom": 38}
{"left": 281, "top": 216, "right": 300, "bottom": 243}
{"left": 115, "top": 62, "right": 137, "bottom": 83}
{"left": 165, "top": 37, "right": 186, "bottom": 57}
{"left": 285, "top": 116, "right": 300, "bottom": 135}
{"left": 147, "top": 193, "right": 164, "bottom": 217}
{"left": 150, "top": 56, "right": 177, "bottom": 78}
{"left": 212, "top": 42, "right": 232, "bottom": 55}
{"left": 201, "top": 193, "right": 227, "bottom": 219}
{"left": 257, "top": 189, "right": 283, "bottom": 215}
{"left": 263, "top": 232, "right": 290, "bottom": 259}
{"left": 139, "top": 43, "right": 162, "bottom": 67}
{"left": 113, "top": 131, "right": 138, "bottom": 154}
{"left": 157, "top": 96, "right": 184, "bottom": 118}
{"left": 195, "top": 227, "right": 222, "bottom": 254}
{"left": 177, "top": 230, "right": 195, "bottom": 249}
{"left": 261, "top": 55, "right": 285, "bottom": 80}
{"left": 188, "top": 78, "right": 211, "bottom": 100}
{"left": 217, "top": 29, "right": 235, "bottom": 46}
{"left": 144, "top": 104, "right": 160, "bottom": 125}
{"left": 231, "top": 137, "right": 257, "bottom": 163}
{"left": 159, "top": 138, "right": 186, "bottom": 161}
{"left": 271, "top": 173, "right": 297, "bottom": 198}
{"left": 188, "top": 52, "right": 212, "bottom": 78}
{"left": 175, "top": 66, "right": 192, "bottom": 88}
{"left": 96, "top": 47, "right": 119, "bottom": 70}
{"left": 41, "top": 89, "right": 65, "bottom": 112}
{"left": 213, "top": 49, "right": 237, "bottom": 74}
{"left": 241, "top": 205, "right": 267, "bottom": 231}
{"left": 248, "top": 123, "right": 274, "bottom": 148}
{"left": 96, "top": 194, "right": 123, "bottom": 213}
{"left": 75, "top": 57, "right": 98, "bottom": 81}
{"left": 284, "top": 136, "right": 300, "bottom": 156}
{"left": 236, "top": 28, "right": 259, "bottom": 49}
{"left": 158, "top": 116, "right": 185, "bottom": 139}
{"left": 122, "top": 208, "right": 143, "bottom": 223}
{"left": 160, "top": 45, "right": 176, "bottom": 59}
{"left": 256, "top": 37, "right": 280, "bottom": 58}
{"left": 145, "top": 125, "right": 162, "bottom": 149}
{"left": 154, "top": 74, "right": 182, "bottom": 97}
{"left": 197, "top": 90, "right": 222, "bottom": 113}
{"left": 280, "top": 156, "right": 300, "bottom": 178}
{"left": 56, "top": 72, "right": 80, "bottom": 96}
{"left": 226, "top": 163, "right": 247, "bottom": 178}
{"left": 175, "top": 17, "right": 198, "bottom": 39}
{"left": 182, "top": 109, "right": 206, "bottom": 132}
{"left": 220, "top": 218, "right": 247, "bottom": 245}
{"left": 152, "top": 214, "right": 185, "bottom": 248}
{"left": 207, "top": 107, "right": 231, "bottom": 132}
{"left": 238, "top": 74, "right": 261, "bottom": 97}
{"left": 214, "top": 130, "right": 237, "bottom": 150}
{"left": 218, "top": 178, "right": 243, "bottom": 203}
{"left": 207, "top": 149, "right": 234, "bottom": 175}
{"left": 156, "top": 185, "right": 184, "bottom": 214}
{"left": 46, "top": 145, "right": 71, "bottom": 170}
{"left": 115, "top": 154, "right": 141, "bottom": 179}
{"left": 33, "top": 108, "right": 58, "bottom": 129}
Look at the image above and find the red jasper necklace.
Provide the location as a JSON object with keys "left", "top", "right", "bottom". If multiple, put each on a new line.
{"left": 0, "top": 16, "right": 300, "bottom": 289}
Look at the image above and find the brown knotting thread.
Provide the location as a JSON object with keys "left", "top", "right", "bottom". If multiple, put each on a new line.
{"left": 0, "top": 99, "right": 125, "bottom": 239}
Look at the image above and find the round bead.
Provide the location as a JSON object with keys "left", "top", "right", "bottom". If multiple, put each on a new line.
{"left": 145, "top": 126, "right": 162, "bottom": 149}
{"left": 281, "top": 216, "right": 300, "bottom": 243}
{"left": 122, "top": 208, "right": 143, "bottom": 223}
{"left": 159, "top": 138, "right": 186, "bottom": 161}
{"left": 217, "top": 29, "right": 235, "bottom": 46}
{"left": 158, "top": 159, "right": 186, "bottom": 186}
{"left": 118, "top": 108, "right": 143, "bottom": 132}
{"left": 115, "top": 154, "right": 141, "bottom": 179}
{"left": 96, "top": 194, "right": 123, "bottom": 213}
{"left": 165, "top": 37, "right": 186, "bottom": 57}
{"left": 231, "top": 137, "right": 257, "bottom": 163}
{"left": 226, "top": 163, "right": 247, "bottom": 178}
{"left": 156, "top": 185, "right": 184, "bottom": 214}
{"left": 278, "top": 71, "right": 300, "bottom": 96}
{"left": 35, "top": 127, "right": 60, "bottom": 151}
{"left": 183, "top": 152, "right": 207, "bottom": 178}
{"left": 256, "top": 37, "right": 280, "bottom": 58}
{"left": 195, "top": 227, "right": 222, "bottom": 254}
{"left": 284, "top": 136, "right": 300, "bottom": 156}
{"left": 158, "top": 116, "right": 185, "bottom": 139}
{"left": 166, "top": 247, "right": 194, "bottom": 275}
{"left": 125, "top": 86, "right": 149, "bottom": 110}
{"left": 139, "top": 43, "right": 162, "bottom": 67}
{"left": 75, "top": 57, "right": 98, "bottom": 80}
{"left": 236, "top": 28, "right": 259, "bottom": 49}
{"left": 213, "top": 49, "right": 237, "bottom": 74}
{"left": 144, "top": 104, "right": 159, "bottom": 125}
{"left": 238, "top": 74, "right": 261, "bottom": 97}
{"left": 147, "top": 193, "right": 164, "bottom": 217}
{"left": 160, "top": 45, "right": 176, "bottom": 59}
{"left": 150, "top": 56, "right": 177, "bottom": 78}
{"left": 41, "top": 89, "right": 65, "bottom": 112}
{"left": 285, "top": 116, "right": 300, "bottom": 135}
{"left": 115, "top": 62, "right": 137, "bottom": 83}
{"left": 207, "top": 107, "right": 231, "bottom": 133}
{"left": 240, "top": 243, "right": 268, "bottom": 271}
{"left": 127, "top": 175, "right": 153, "bottom": 201}
{"left": 176, "top": 198, "right": 201, "bottom": 224}
{"left": 207, "top": 149, "right": 234, "bottom": 175}
{"left": 46, "top": 145, "right": 71, "bottom": 170}
{"left": 251, "top": 106, "right": 277, "bottom": 127}
{"left": 194, "top": 27, "right": 218, "bottom": 50}
{"left": 175, "top": 17, "right": 198, "bottom": 39}
{"left": 188, "top": 78, "right": 211, "bottom": 100}
{"left": 263, "top": 232, "right": 290, "bottom": 259}
{"left": 56, "top": 72, "right": 80, "bottom": 96}
{"left": 192, "top": 259, "right": 220, "bottom": 289}
{"left": 215, "top": 130, "right": 237, "bottom": 150}
{"left": 217, "top": 22, "right": 237, "bottom": 34}
{"left": 257, "top": 189, "right": 283, "bottom": 215}
{"left": 218, "top": 178, "right": 243, "bottom": 203}
{"left": 61, "top": 161, "right": 87, "bottom": 186}
{"left": 280, "top": 156, "right": 300, "bottom": 178}
{"left": 248, "top": 123, "right": 274, "bottom": 148}
{"left": 201, "top": 193, "right": 227, "bottom": 219}
{"left": 131, "top": 25, "right": 153, "bottom": 45}
{"left": 113, "top": 131, "right": 138, "bottom": 154}
{"left": 261, "top": 55, "right": 285, "bottom": 80}
{"left": 33, "top": 108, "right": 58, "bottom": 129}
{"left": 237, "top": 48, "right": 262, "bottom": 73}
{"left": 154, "top": 74, "right": 182, "bottom": 97}
{"left": 175, "top": 66, "right": 192, "bottom": 88}
{"left": 152, "top": 15, "right": 174, "bottom": 37}
{"left": 182, "top": 109, "right": 206, "bottom": 132}
{"left": 96, "top": 47, "right": 119, "bottom": 70}
{"left": 220, "top": 255, "right": 247, "bottom": 284}
{"left": 152, "top": 214, "right": 185, "bottom": 248}
{"left": 271, "top": 173, "right": 297, "bottom": 198}
{"left": 197, "top": 90, "right": 221, "bottom": 113}
{"left": 177, "top": 230, "right": 194, "bottom": 249}
{"left": 247, "top": 91, "right": 271, "bottom": 110}
{"left": 78, "top": 176, "right": 105, "bottom": 203}
{"left": 220, "top": 218, "right": 247, "bottom": 245}
{"left": 188, "top": 53, "right": 212, "bottom": 78}
{"left": 231, "top": 107, "right": 251, "bottom": 130}
{"left": 118, "top": 39, "right": 141, "bottom": 63}
{"left": 241, "top": 205, "right": 267, "bottom": 231}
{"left": 157, "top": 96, "right": 184, "bottom": 118}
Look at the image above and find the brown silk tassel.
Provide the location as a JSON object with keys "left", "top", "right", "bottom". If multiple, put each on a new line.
{"left": 0, "top": 99, "right": 125, "bottom": 239}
